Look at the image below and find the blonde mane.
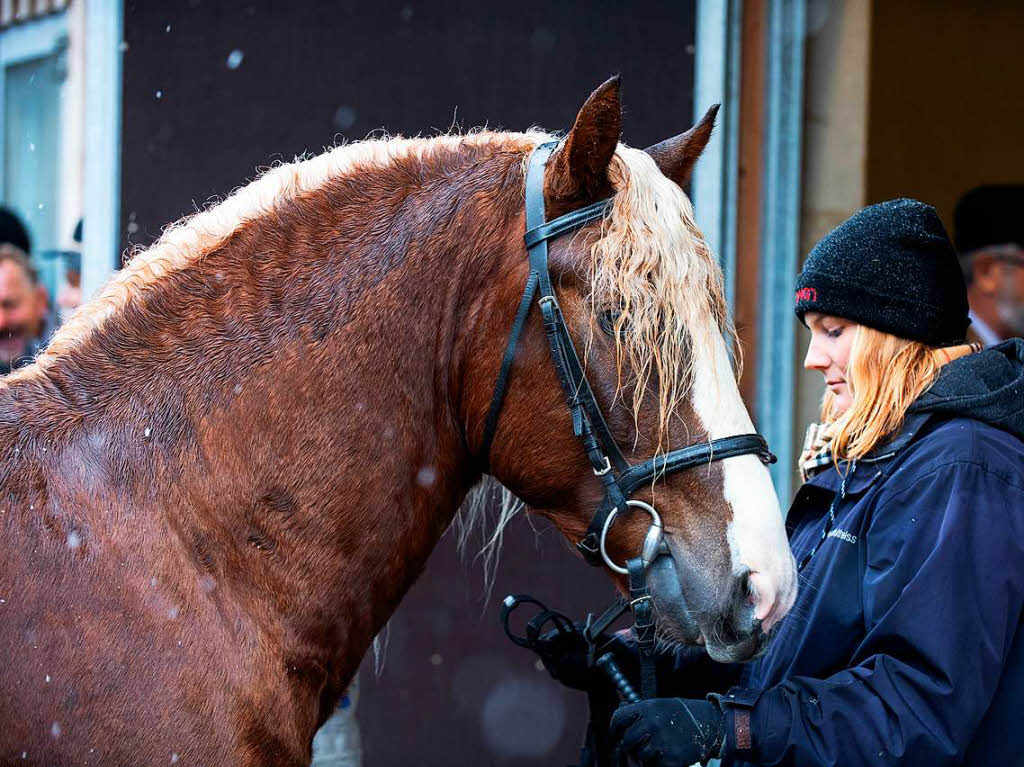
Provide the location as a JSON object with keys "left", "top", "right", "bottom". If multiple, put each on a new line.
{"left": 26, "top": 131, "right": 731, "bottom": 455}
{"left": 589, "top": 144, "right": 733, "bottom": 450}
{"left": 28, "top": 130, "right": 543, "bottom": 372}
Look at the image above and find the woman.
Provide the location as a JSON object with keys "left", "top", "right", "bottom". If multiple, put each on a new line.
{"left": 598, "top": 199, "right": 1024, "bottom": 766}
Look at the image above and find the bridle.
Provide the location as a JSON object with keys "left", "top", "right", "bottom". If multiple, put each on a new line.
{"left": 482, "top": 140, "right": 776, "bottom": 576}
{"left": 489, "top": 143, "right": 777, "bottom": 759}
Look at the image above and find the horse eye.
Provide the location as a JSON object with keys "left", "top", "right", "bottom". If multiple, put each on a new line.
{"left": 599, "top": 310, "right": 625, "bottom": 336}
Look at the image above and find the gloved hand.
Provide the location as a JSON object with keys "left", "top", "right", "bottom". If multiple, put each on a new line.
{"left": 533, "top": 626, "right": 636, "bottom": 692}
{"left": 610, "top": 697, "right": 726, "bottom": 766}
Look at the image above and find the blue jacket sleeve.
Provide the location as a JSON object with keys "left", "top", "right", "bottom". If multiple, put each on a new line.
{"left": 728, "top": 459, "right": 1024, "bottom": 766}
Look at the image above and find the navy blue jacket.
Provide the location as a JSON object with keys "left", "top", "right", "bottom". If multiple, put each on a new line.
{"left": 675, "top": 340, "right": 1024, "bottom": 766}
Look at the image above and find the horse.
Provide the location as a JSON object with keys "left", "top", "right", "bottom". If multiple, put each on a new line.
{"left": 0, "top": 77, "right": 796, "bottom": 765}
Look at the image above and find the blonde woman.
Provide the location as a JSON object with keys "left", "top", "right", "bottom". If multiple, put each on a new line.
{"left": 602, "top": 199, "right": 1024, "bottom": 766}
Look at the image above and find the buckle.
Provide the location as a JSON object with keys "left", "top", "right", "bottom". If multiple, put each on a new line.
{"left": 592, "top": 455, "right": 611, "bottom": 476}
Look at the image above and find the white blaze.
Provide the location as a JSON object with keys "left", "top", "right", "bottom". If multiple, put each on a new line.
{"left": 689, "top": 329, "right": 797, "bottom": 630}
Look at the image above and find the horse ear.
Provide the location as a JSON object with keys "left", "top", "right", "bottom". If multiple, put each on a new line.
{"left": 545, "top": 76, "right": 622, "bottom": 208}
{"left": 644, "top": 104, "right": 719, "bottom": 188}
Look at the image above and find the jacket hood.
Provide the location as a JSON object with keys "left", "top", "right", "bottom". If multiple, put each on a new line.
{"left": 907, "top": 338, "right": 1024, "bottom": 441}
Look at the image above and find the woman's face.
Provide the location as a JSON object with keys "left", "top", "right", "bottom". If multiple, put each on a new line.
{"left": 803, "top": 312, "right": 858, "bottom": 415}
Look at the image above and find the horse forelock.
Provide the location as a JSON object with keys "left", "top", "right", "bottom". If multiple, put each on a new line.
{"left": 589, "top": 144, "right": 734, "bottom": 451}
{"left": 20, "top": 130, "right": 548, "bottom": 377}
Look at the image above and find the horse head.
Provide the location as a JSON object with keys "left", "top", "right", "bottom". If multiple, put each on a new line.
{"left": 473, "top": 78, "right": 796, "bottom": 663}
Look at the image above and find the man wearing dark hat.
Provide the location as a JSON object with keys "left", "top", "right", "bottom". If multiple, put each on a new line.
{"left": 0, "top": 207, "right": 49, "bottom": 373}
{"left": 955, "top": 185, "right": 1024, "bottom": 345}
{"left": 0, "top": 206, "right": 32, "bottom": 256}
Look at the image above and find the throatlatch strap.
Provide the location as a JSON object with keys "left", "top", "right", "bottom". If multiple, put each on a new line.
{"left": 480, "top": 271, "right": 540, "bottom": 461}
{"left": 627, "top": 557, "right": 657, "bottom": 700}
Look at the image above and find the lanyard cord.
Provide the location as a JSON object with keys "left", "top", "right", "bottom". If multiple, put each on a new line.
{"left": 797, "top": 460, "right": 856, "bottom": 573}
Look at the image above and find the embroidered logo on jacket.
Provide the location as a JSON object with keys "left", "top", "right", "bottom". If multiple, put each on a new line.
{"left": 827, "top": 529, "right": 857, "bottom": 545}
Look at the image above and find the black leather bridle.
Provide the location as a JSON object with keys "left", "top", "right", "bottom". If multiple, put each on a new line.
{"left": 482, "top": 141, "right": 776, "bottom": 575}
{"left": 492, "top": 143, "right": 777, "bottom": 743}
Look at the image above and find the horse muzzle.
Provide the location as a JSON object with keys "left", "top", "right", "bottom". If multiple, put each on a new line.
{"left": 646, "top": 549, "right": 772, "bottom": 663}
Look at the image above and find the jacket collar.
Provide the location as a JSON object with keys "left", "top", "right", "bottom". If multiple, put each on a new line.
{"left": 804, "top": 411, "right": 934, "bottom": 496}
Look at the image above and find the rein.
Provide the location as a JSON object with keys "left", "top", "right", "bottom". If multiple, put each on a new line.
{"left": 487, "top": 142, "right": 777, "bottom": 766}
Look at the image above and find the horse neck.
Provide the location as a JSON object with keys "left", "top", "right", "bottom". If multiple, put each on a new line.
{"left": 10, "top": 142, "right": 528, "bottom": 683}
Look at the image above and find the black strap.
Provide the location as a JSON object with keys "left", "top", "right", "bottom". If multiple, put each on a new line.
{"left": 523, "top": 198, "right": 611, "bottom": 250}
{"left": 536, "top": 294, "right": 628, "bottom": 473}
{"left": 523, "top": 143, "right": 626, "bottom": 475}
{"left": 500, "top": 594, "right": 575, "bottom": 649}
{"left": 627, "top": 557, "right": 657, "bottom": 700}
{"left": 617, "top": 433, "right": 775, "bottom": 498}
{"left": 480, "top": 271, "right": 539, "bottom": 461}
{"left": 481, "top": 141, "right": 621, "bottom": 472}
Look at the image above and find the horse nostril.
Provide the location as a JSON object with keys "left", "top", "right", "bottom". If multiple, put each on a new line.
{"left": 747, "top": 570, "right": 779, "bottom": 628}
{"left": 743, "top": 572, "right": 757, "bottom": 606}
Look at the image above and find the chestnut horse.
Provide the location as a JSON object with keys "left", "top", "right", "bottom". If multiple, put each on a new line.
{"left": 0, "top": 78, "right": 795, "bottom": 765}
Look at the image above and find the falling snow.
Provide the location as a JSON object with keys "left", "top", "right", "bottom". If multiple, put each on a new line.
{"left": 416, "top": 466, "right": 437, "bottom": 488}
{"left": 226, "top": 49, "right": 244, "bottom": 69}
{"left": 333, "top": 105, "right": 357, "bottom": 131}
{"left": 50, "top": 721, "right": 61, "bottom": 738}
{"left": 67, "top": 531, "right": 81, "bottom": 549}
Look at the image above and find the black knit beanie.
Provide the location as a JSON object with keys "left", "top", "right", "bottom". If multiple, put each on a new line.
{"left": 794, "top": 198, "right": 969, "bottom": 346}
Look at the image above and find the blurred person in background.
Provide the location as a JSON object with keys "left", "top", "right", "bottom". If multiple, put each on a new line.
{"left": 0, "top": 207, "right": 49, "bottom": 373}
{"left": 0, "top": 245, "right": 50, "bottom": 374}
{"left": 955, "top": 185, "right": 1024, "bottom": 345}
{"left": 0, "top": 207, "right": 31, "bottom": 256}
{"left": 44, "top": 218, "right": 84, "bottom": 322}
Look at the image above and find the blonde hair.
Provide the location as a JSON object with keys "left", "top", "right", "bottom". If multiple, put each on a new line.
{"left": 821, "top": 325, "right": 943, "bottom": 461}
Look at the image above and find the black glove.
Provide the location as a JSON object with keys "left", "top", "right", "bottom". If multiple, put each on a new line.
{"left": 533, "top": 625, "right": 637, "bottom": 692}
{"left": 610, "top": 697, "right": 726, "bottom": 766}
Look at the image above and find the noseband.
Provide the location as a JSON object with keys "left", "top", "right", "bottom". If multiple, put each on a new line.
{"left": 482, "top": 141, "right": 776, "bottom": 574}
